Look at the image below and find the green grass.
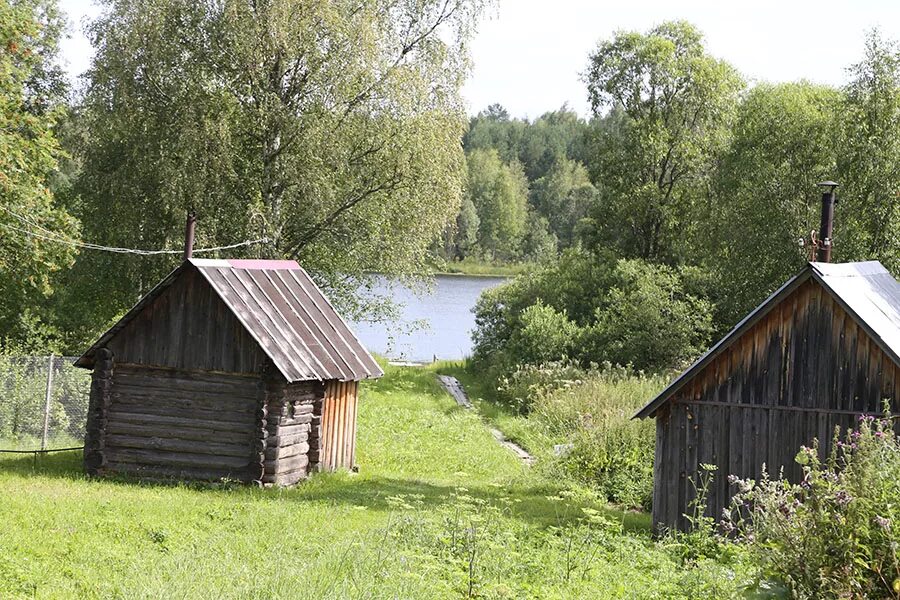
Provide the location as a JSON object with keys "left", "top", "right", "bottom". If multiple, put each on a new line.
{"left": 0, "top": 364, "right": 748, "bottom": 599}
{"left": 436, "top": 361, "right": 560, "bottom": 463}
{"left": 433, "top": 258, "right": 532, "bottom": 278}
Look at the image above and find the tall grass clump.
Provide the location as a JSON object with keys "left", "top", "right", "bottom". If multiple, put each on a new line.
{"left": 494, "top": 362, "right": 666, "bottom": 510}
{"left": 724, "top": 410, "right": 900, "bottom": 599}
{"left": 537, "top": 366, "right": 665, "bottom": 510}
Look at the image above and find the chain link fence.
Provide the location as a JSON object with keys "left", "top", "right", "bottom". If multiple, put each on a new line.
{"left": 0, "top": 356, "right": 90, "bottom": 453}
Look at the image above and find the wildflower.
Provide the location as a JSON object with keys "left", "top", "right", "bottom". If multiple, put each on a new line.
{"left": 875, "top": 515, "right": 891, "bottom": 530}
{"left": 834, "top": 490, "right": 852, "bottom": 507}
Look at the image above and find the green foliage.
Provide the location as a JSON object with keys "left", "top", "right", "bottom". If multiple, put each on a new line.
{"left": 465, "top": 148, "right": 529, "bottom": 260}
{"left": 724, "top": 414, "right": 900, "bottom": 599}
{"left": 534, "top": 366, "right": 665, "bottom": 510}
{"left": 703, "top": 82, "right": 839, "bottom": 328}
{"left": 0, "top": 354, "right": 89, "bottom": 449}
{"left": 519, "top": 211, "right": 558, "bottom": 263}
{"left": 584, "top": 21, "right": 744, "bottom": 262}
{"left": 495, "top": 360, "right": 586, "bottom": 414}
{"left": 579, "top": 260, "right": 714, "bottom": 371}
{"left": 0, "top": 0, "right": 78, "bottom": 346}
{"left": 530, "top": 157, "right": 597, "bottom": 247}
{"left": 464, "top": 104, "right": 589, "bottom": 182}
{"left": 472, "top": 251, "right": 715, "bottom": 375}
{"left": 60, "top": 0, "right": 487, "bottom": 348}
{"left": 507, "top": 302, "right": 578, "bottom": 367}
{"left": 838, "top": 30, "right": 900, "bottom": 274}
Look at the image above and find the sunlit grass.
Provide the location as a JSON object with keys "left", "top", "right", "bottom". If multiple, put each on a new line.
{"left": 0, "top": 364, "right": 747, "bottom": 599}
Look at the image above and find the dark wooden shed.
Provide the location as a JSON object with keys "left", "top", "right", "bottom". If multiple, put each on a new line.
{"left": 76, "top": 258, "right": 383, "bottom": 485}
{"left": 634, "top": 261, "right": 900, "bottom": 533}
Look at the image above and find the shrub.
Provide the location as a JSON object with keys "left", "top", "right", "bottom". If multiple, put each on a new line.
{"left": 508, "top": 303, "right": 579, "bottom": 367}
{"left": 578, "top": 260, "right": 715, "bottom": 372}
{"left": 724, "top": 413, "right": 900, "bottom": 599}
{"left": 471, "top": 250, "right": 715, "bottom": 378}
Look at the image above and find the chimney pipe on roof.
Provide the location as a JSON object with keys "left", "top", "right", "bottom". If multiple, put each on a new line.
{"left": 816, "top": 181, "right": 838, "bottom": 263}
{"left": 183, "top": 210, "right": 197, "bottom": 261}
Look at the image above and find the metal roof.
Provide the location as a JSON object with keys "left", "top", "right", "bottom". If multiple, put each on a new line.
{"left": 76, "top": 258, "right": 383, "bottom": 382}
{"left": 634, "top": 261, "right": 900, "bottom": 419}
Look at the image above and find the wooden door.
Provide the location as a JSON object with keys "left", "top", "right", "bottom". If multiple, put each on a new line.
{"left": 320, "top": 380, "right": 359, "bottom": 471}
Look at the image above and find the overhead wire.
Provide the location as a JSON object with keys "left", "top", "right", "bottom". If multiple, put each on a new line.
{"left": 0, "top": 205, "right": 268, "bottom": 256}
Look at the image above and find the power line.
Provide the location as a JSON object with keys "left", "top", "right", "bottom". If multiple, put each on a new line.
{"left": 1, "top": 206, "right": 268, "bottom": 256}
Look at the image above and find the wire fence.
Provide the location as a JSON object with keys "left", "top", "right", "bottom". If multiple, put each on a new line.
{"left": 0, "top": 356, "right": 90, "bottom": 454}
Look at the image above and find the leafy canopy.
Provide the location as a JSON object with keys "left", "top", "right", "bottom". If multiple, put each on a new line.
{"left": 584, "top": 21, "right": 744, "bottom": 262}
{"left": 62, "top": 0, "right": 487, "bottom": 346}
{"left": 0, "top": 0, "right": 77, "bottom": 348}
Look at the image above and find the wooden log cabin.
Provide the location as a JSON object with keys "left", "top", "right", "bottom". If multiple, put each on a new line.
{"left": 634, "top": 261, "right": 900, "bottom": 533}
{"left": 75, "top": 258, "right": 383, "bottom": 485}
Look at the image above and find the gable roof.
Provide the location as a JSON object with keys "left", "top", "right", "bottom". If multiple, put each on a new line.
{"left": 75, "top": 258, "right": 383, "bottom": 382}
{"left": 634, "top": 261, "right": 900, "bottom": 419}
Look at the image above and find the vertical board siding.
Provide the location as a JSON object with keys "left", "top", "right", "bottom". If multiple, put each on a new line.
{"left": 108, "top": 268, "right": 265, "bottom": 375}
{"left": 320, "top": 380, "right": 359, "bottom": 472}
{"left": 653, "top": 278, "right": 900, "bottom": 532}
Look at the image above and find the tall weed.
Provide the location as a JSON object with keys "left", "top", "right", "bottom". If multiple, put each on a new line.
{"left": 724, "top": 411, "right": 900, "bottom": 599}
{"left": 496, "top": 362, "right": 666, "bottom": 509}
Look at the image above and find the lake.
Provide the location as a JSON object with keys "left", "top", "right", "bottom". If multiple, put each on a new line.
{"left": 351, "top": 275, "right": 508, "bottom": 363}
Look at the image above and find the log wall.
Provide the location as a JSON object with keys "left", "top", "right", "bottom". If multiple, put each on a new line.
{"left": 98, "top": 364, "right": 260, "bottom": 481}
{"left": 654, "top": 279, "right": 900, "bottom": 533}
{"left": 319, "top": 380, "right": 359, "bottom": 472}
{"left": 262, "top": 379, "right": 324, "bottom": 485}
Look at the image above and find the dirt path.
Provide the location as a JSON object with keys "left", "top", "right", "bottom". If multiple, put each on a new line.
{"left": 437, "top": 375, "right": 535, "bottom": 467}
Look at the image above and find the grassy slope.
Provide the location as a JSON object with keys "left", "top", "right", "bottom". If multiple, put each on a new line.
{"left": 0, "top": 365, "right": 744, "bottom": 599}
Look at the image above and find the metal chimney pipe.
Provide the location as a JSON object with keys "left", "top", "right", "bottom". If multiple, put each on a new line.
{"left": 183, "top": 210, "right": 197, "bottom": 261}
{"left": 816, "top": 181, "right": 838, "bottom": 263}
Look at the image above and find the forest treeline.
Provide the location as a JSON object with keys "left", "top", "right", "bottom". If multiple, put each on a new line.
{"left": 451, "top": 22, "right": 900, "bottom": 381}
{"left": 1, "top": 1, "right": 899, "bottom": 367}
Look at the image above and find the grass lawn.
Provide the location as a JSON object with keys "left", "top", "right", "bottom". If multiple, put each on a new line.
{"left": 0, "top": 365, "right": 748, "bottom": 599}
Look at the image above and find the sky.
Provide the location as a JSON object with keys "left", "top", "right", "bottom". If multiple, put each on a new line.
{"left": 59, "top": 0, "right": 900, "bottom": 118}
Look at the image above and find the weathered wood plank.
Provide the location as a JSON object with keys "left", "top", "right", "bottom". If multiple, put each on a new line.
{"left": 106, "top": 410, "right": 251, "bottom": 433}
{"left": 105, "top": 434, "right": 252, "bottom": 458}
{"left": 105, "top": 447, "right": 251, "bottom": 470}
{"left": 106, "top": 421, "right": 252, "bottom": 445}
{"left": 105, "top": 462, "right": 250, "bottom": 482}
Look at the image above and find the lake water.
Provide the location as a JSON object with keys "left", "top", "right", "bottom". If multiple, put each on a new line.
{"left": 350, "top": 275, "right": 508, "bottom": 363}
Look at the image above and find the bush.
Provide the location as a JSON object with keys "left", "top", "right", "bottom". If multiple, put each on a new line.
{"left": 724, "top": 413, "right": 900, "bottom": 599}
{"left": 486, "top": 362, "right": 666, "bottom": 509}
{"left": 471, "top": 250, "right": 715, "bottom": 378}
{"left": 507, "top": 303, "right": 579, "bottom": 367}
{"left": 541, "top": 368, "right": 664, "bottom": 509}
{"left": 578, "top": 260, "right": 715, "bottom": 371}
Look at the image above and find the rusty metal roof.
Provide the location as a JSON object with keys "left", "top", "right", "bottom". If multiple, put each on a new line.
{"left": 634, "top": 261, "right": 900, "bottom": 419}
{"left": 76, "top": 258, "right": 383, "bottom": 382}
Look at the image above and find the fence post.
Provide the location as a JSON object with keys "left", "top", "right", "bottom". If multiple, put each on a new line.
{"left": 41, "top": 354, "right": 54, "bottom": 452}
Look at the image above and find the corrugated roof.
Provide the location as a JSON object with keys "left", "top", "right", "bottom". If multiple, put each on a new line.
{"left": 634, "top": 261, "right": 900, "bottom": 419}
{"left": 76, "top": 258, "right": 383, "bottom": 382}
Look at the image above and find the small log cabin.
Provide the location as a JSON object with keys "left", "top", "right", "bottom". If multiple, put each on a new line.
{"left": 635, "top": 261, "right": 900, "bottom": 533}
{"left": 76, "top": 258, "right": 383, "bottom": 485}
